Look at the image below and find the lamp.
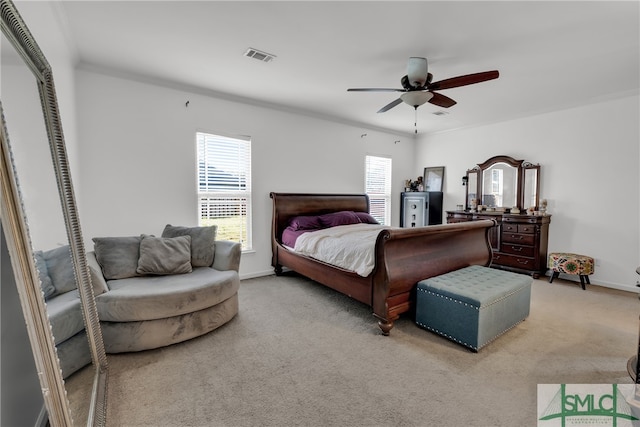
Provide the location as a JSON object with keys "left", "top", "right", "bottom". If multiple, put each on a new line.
{"left": 400, "top": 89, "right": 434, "bottom": 135}
{"left": 462, "top": 176, "right": 468, "bottom": 186}
{"left": 400, "top": 91, "right": 433, "bottom": 108}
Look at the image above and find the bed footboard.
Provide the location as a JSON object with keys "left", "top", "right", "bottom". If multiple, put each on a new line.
{"left": 371, "top": 220, "right": 494, "bottom": 334}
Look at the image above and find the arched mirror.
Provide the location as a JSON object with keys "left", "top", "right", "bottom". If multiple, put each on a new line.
{"left": 478, "top": 156, "right": 522, "bottom": 209}
{"left": 0, "top": 1, "right": 107, "bottom": 425}
{"left": 464, "top": 155, "right": 540, "bottom": 211}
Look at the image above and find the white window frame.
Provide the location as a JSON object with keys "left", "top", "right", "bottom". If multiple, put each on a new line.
{"left": 364, "top": 155, "right": 392, "bottom": 226}
{"left": 196, "top": 131, "right": 252, "bottom": 251}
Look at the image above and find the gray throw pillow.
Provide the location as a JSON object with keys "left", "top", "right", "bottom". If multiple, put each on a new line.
{"left": 93, "top": 236, "right": 142, "bottom": 280}
{"left": 161, "top": 224, "right": 217, "bottom": 267}
{"left": 136, "top": 234, "right": 192, "bottom": 275}
{"left": 34, "top": 250, "right": 56, "bottom": 300}
{"left": 42, "top": 245, "right": 77, "bottom": 296}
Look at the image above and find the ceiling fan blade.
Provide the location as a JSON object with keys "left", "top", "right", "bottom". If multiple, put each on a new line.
{"left": 348, "top": 88, "right": 404, "bottom": 92}
{"left": 428, "top": 70, "right": 499, "bottom": 91}
{"left": 428, "top": 92, "right": 457, "bottom": 108}
{"left": 377, "top": 98, "right": 403, "bottom": 113}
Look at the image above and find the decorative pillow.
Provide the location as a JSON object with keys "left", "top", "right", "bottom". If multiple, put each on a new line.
{"left": 161, "top": 224, "right": 217, "bottom": 267}
{"left": 42, "top": 245, "right": 77, "bottom": 296}
{"left": 34, "top": 250, "right": 56, "bottom": 300}
{"left": 318, "top": 210, "right": 361, "bottom": 228}
{"left": 93, "top": 236, "right": 142, "bottom": 280}
{"left": 136, "top": 234, "right": 192, "bottom": 275}
{"left": 354, "top": 211, "right": 380, "bottom": 224}
{"left": 289, "top": 215, "right": 323, "bottom": 231}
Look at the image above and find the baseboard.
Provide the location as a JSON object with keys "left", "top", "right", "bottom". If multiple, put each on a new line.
{"left": 544, "top": 271, "right": 640, "bottom": 294}
{"left": 239, "top": 269, "right": 275, "bottom": 280}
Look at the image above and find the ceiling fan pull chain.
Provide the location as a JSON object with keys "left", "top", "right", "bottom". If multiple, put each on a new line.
{"left": 414, "top": 106, "right": 418, "bottom": 134}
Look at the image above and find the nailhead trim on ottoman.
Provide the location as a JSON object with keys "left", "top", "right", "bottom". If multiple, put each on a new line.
{"left": 547, "top": 252, "right": 594, "bottom": 290}
{"left": 415, "top": 265, "right": 532, "bottom": 352}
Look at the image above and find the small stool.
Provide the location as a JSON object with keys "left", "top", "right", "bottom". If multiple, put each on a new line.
{"left": 547, "top": 252, "right": 594, "bottom": 290}
{"left": 415, "top": 265, "right": 532, "bottom": 352}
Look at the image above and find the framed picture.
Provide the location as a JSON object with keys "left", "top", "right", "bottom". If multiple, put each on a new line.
{"left": 424, "top": 166, "right": 445, "bottom": 192}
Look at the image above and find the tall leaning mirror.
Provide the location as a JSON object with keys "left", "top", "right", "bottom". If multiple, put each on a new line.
{"left": 0, "top": 1, "right": 107, "bottom": 425}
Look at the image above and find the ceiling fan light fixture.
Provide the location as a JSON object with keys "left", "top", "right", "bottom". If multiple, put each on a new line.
{"left": 400, "top": 91, "right": 433, "bottom": 107}
{"left": 407, "top": 57, "right": 428, "bottom": 87}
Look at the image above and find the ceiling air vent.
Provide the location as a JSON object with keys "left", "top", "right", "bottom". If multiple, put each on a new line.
{"left": 244, "top": 48, "right": 276, "bottom": 63}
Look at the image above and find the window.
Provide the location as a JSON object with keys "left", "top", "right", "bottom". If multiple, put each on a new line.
{"left": 365, "top": 155, "right": 392, "bottom": 225}
{"left": 490, "top": 168, "right": 503, "bottom": 207}
{"left": 197, "top": 132, "right": 252, "bottom": 250}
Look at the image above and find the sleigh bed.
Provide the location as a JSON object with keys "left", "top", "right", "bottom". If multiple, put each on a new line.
{"left": 270, "top": 192, "right": 494, "bottom": 335}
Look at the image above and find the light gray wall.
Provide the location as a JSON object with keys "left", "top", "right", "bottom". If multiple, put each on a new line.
{"left": 415, "top": 94, "right": 640, "bottom": 291}
{"left": 74, "top": 69, "right": 416, "bottom": 278}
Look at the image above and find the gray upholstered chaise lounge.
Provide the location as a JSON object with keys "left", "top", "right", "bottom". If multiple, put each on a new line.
{"left": 41, "top": 224, "right": 240, "bottom": 377}
{"left": 90, "top": 224, "right": 241, "bottom": 353}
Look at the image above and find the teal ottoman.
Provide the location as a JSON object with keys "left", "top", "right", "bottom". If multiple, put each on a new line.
{"left": 416, "top": 265, "right": 532, "bottom": 351}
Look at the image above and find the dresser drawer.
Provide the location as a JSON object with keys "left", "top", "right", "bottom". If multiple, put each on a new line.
{"left": 503, "top": 223, "right": 535, "bottom": 234}
{"left": 503, "top": 223, "right": 517, "bottom": 233}
{"left": 493, "top": 253, "right": 536, "bottom": 269}
{"left": 446, "top": 213, "right": 470, "bottom": 223}
{"left": 501, "top": 243, "right": 535, "bottom": 257}
{"left": 517, "top": 224, "right": 536, "bottom": 234}
{"left": 502, "top": 232, "right": 535, "bottom": 245}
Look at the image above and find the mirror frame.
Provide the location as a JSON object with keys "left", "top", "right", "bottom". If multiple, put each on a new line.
{"left": 0, "top": 1, "right": 107, "bottom": 426}
{"left": 522, "top": 161, "right": 541, "bottom": 210}
{"left": 423, "top": 166, "right": 445, "bottom": 192}
{"left": 464, "top": 167, "right": 480, "bottom": 210}
{"left": 477, "top": 155, "right": 523, "bottom": 209}
{"left": 465, "top": 155, "right": 540, "bottom": 211}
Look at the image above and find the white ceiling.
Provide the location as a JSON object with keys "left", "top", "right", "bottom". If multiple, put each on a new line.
{"left": 56, "top": 1, "right": 639, "bottom": 136}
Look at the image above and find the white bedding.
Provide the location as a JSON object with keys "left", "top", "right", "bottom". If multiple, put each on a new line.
{"left": 293, "top": 223, "right": 389, "bottom": 277}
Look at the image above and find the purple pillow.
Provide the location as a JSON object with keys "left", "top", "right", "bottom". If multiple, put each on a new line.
{"left": 289, "top": 215, "right": 323, "bottom": 231}
{"left": 282, "top": 226, "right": 310, "bottom": 248}
{"left": 318, "top": 211, "right": 361, "bottom": 228}
{"left": 355, "top": 211, "right": 380, "bottom": 224}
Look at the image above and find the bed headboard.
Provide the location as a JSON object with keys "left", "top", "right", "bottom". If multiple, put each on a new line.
{"left": 269, "top": 192, "right": 370, "bottom": 242}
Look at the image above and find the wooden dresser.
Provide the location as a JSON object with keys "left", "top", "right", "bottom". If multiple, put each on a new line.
{"left": 447, "top": 211, "right": 551, "bottom": 278}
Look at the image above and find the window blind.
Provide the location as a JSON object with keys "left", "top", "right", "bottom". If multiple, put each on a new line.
{"left": 365, "top": 155, "right": 392, "bottom": 225}
{"left": 197, "top": 132, "right": 252, "bottom": 250}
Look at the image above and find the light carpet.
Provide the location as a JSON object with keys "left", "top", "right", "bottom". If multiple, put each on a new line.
{"left": 66, "top": 273, "right": 639, "bottom": 426}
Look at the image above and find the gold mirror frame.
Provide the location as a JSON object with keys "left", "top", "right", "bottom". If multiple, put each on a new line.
{"left": 0, "top": 1, "right": 107, "bottom": 425}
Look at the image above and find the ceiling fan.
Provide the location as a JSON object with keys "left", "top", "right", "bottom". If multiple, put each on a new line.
{"left": 347, "top": 57, "right": 499, "bottom": 115}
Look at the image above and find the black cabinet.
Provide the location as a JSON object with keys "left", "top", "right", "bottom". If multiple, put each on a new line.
{"left": 400, "top": 192, "right": 443, "bottom": 227}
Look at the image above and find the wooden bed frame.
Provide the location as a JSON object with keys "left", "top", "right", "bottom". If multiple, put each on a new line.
{"left": 270, "top": 192, "right": 494, "bottom": 335}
